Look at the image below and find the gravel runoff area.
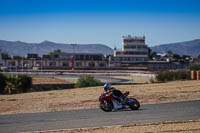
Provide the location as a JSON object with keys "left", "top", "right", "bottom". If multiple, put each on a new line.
{"left": 39, "top": 120, "right": 200, "bottom": 133}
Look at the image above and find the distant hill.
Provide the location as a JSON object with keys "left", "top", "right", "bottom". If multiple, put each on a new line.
{"left": 0, "top": 40, "right": 113, "bottom": 56}
{"left": 1, "top": 39, "right": 199, "bottom": 58}
{"left": 151, "top": 39, "right": 200, "bottom": 57}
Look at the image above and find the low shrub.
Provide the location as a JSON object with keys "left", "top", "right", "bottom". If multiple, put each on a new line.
{"left": 0, "top": 73, "right": 7, "bottom": 94}
{"left": 17, "top": 75, "right": 32, "bottom": 93}
{"left": 149, "top": 78, "right": 156, "bottom": 83}
{"left": 156, "top": 71, "right": 190, "bottom": 82}
{"left": 75, "top": 75, "right": 102, "bottom": 88}
{"left": 4, "top": 75, "right": 18, "bottom": 94}
{"left": 0, "top": 74, "right": 32, "bottom": 94}
{"left": 189, "top": 64, "right": 200, "bottom": 71}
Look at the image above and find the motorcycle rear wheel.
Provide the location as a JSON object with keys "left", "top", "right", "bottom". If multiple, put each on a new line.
{"left": 127, "top": 98, "right": 140, "bottom": 110}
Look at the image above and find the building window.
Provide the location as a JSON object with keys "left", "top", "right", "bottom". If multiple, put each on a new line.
{"left": 63, "top": 62, "right": 69, "bottom": 67}
{"left": 49, "top": 62, "right": 56, "bottom": 67}
{"left": 89, "top": 62, "right": 95, "bottom": 67}
{"left": 85, "top": 55, "right": 89, "bottom": 60}
{"left": 93, "top": 55, "right": 102, "bottom": 61}
{"left": 124, "top": 45, "right": 136, "bottom": 49}
{"left": 137, "top": 45, "right": 147, "bottom": 49}
{"left": 99, "top": 63, "right": 105, "bottom": 67}
{"left": 116, "top": 51, "right": 122, "bottom": 55}
{"left": 54, "top": 54, "right": 59, "bottom": 58}
{"left": 76, "top": 62, "right": 82, "bottom": 67}
{"left": 123, "top": 51, "right": 148, "bottom": 55}
{"left": 11, "top": 61, "right": 16, "bottom": 66}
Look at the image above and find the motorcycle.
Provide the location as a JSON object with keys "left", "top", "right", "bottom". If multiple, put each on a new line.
{"left": 99, "top": 91, "right": 140, "bottom": 112}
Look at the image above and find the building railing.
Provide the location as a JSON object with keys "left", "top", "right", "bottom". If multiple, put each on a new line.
{"left": 122, "top": 35, "right": 145, "bottom": 40}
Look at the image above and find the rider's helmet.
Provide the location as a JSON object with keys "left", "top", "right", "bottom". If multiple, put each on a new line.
{"left": 104, "top": 83, "right": 111, "bottom": 92}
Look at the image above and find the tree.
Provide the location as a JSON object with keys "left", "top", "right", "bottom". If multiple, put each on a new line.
{"left": 189, "top": 64, "right": 200, "bottom": 70}
{"left": 0, "top": 73, "right": 7, "bottom": 94}
{"left": 148, "top": 48, "right": 157, "bottom": 60}
{"left": 148, "top": 47, "right": 152, "bottom": 55}
{"left": 49, "top": 49, "right": 62, "bottom": 55}
{"left": 198, "top": 54, "right": 200, "bottom": 59}
{"left": 1, "top": 53, "right": 11, "bottom": 59}
{"left": 181, "top": 55, "right": 191, "bottom": 60}
{"left": 167, "top": 50, "right": 173, "bottom": 57}
{"left": 151, "top": 52, "right": 157, "bottom": 58}
{"left": 42, "top": 55, "right": 51, "bottom": 60}
{"left": 173, "top": 54, "right": 181, "bottom": 60}
{"left": 13, "top": 56, "right": 25, "bottom": 60}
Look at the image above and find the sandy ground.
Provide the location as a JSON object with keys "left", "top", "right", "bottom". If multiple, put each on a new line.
{"left": 32, "top": 76, "right": 73, "bottom": 84}
{"left": 0, "top": 78, "right": 200, "bottom": 115}
{"left": 42, "top": 120, "right": 200, "bottom": 133}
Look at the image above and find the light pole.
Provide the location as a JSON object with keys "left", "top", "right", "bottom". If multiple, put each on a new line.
{"left": 10, "top": 55, "right": 13, "bottom": 73}
{"left": 16, "top": 58, "right": 18, "bottom": 72}
{"left": 41, "top": 59, "right": 43, "bottom": 73}
{"left": 22, "top": 58, "right": 23, "bottom": 72}
{"left": 9, "top": 60, "right": 11, "bottom": 72}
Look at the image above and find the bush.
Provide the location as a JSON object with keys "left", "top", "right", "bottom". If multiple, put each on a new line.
{"left": 0, "top": 73, "right": 7, "bottom": 94}
{"left": 156, "top": 71, "right": 190, "bottom": 82}
{"left": 189, "top": 64, "right": 200, "bottom": 71}
{"left": 75, "top": 75, "right": 102, "bottom": 88}
{"left": 2, "top": 74, "right": 32, "bottom": 94}
{"left": 149, "top": 78, "right": 156, "bottom": 83}
{"left": 4, "top": 75, "right": 18, "bottom": 94}
{"left": 17, "top": 75, "right": 32, "bottom": 93}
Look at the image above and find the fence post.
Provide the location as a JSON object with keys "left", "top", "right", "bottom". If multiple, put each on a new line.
{"left": 191, "top": 71, "right": 197, "bottom": 80}
{"left": 197, "top": 71, "right": 200, "bottom": 80}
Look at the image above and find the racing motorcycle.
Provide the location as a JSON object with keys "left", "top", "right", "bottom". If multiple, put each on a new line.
{"left": 99, "top": 91, "right": 140, "bottom": 112}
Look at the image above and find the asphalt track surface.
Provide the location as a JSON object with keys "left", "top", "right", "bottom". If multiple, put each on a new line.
{"left": 0, "top": 100, "right": 200, "bottom": 133}
{"left": 56, "top": 75, "right": 132, "bottom": 84}
{"left": 3, "top": 72, "right": 155, "bottom": 84}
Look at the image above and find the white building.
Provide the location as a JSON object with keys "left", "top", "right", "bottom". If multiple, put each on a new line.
{"left": 110, "top": 35, "right": 148, "bottom": 69}
{"left": 1, "top": 53, "right": 107, "bottom": 70}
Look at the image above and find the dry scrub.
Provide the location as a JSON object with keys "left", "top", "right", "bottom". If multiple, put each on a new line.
{"left": 32, "top": 76, "right": 73, "bottom": 84}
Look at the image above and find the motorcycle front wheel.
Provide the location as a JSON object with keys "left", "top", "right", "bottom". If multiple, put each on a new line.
{"left": 99, "top": 100, "right": 113, "bottom": 112}
{"left": 127, "top": 98, "right": 140, "bottom": 110}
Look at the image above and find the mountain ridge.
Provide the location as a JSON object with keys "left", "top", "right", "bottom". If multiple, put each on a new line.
{"left": 151, "top": 39, "right": 200, "bottom": 57}
{"left": 1, "top": 39, "right": 200, "bottom": 57}
{"left": 0, "top": 40, "right": 114, "bottom": 56}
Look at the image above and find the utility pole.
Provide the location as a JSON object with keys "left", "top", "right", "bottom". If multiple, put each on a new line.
{"left": 22, "top": 58, "right": 23, "bottom": 72}
{"left": 41, "top": 59, "right": 43, "bottom": 73}
{"left": 10, "top": 55, "right": 13, "bottom": 73}
{"left": 0, "top": 49, "right": 2, "bottom": 66}
{"left": 72, "top": 44, "right": 76, "bottom": 70}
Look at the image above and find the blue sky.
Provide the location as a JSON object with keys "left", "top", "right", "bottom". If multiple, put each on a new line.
{"left": 0, "top": 0, "right": 200, "bottom": 48}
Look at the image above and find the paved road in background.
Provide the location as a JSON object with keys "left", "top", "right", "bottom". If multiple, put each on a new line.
{"left": 3, "top": 72, "right": 155, "bottom": 84}
{"left": 56, "top": 75, "right": 133, "bottom": 84}
{"left": 0, "top": 100, "right": 200, "bottom": 133}
{"left": 3, "top": 72, "right": 155, "bottom": 77}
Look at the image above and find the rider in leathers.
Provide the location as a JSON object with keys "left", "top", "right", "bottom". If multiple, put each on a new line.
{"left": 104, "top": 83, "right": 126, "bottom": 104}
